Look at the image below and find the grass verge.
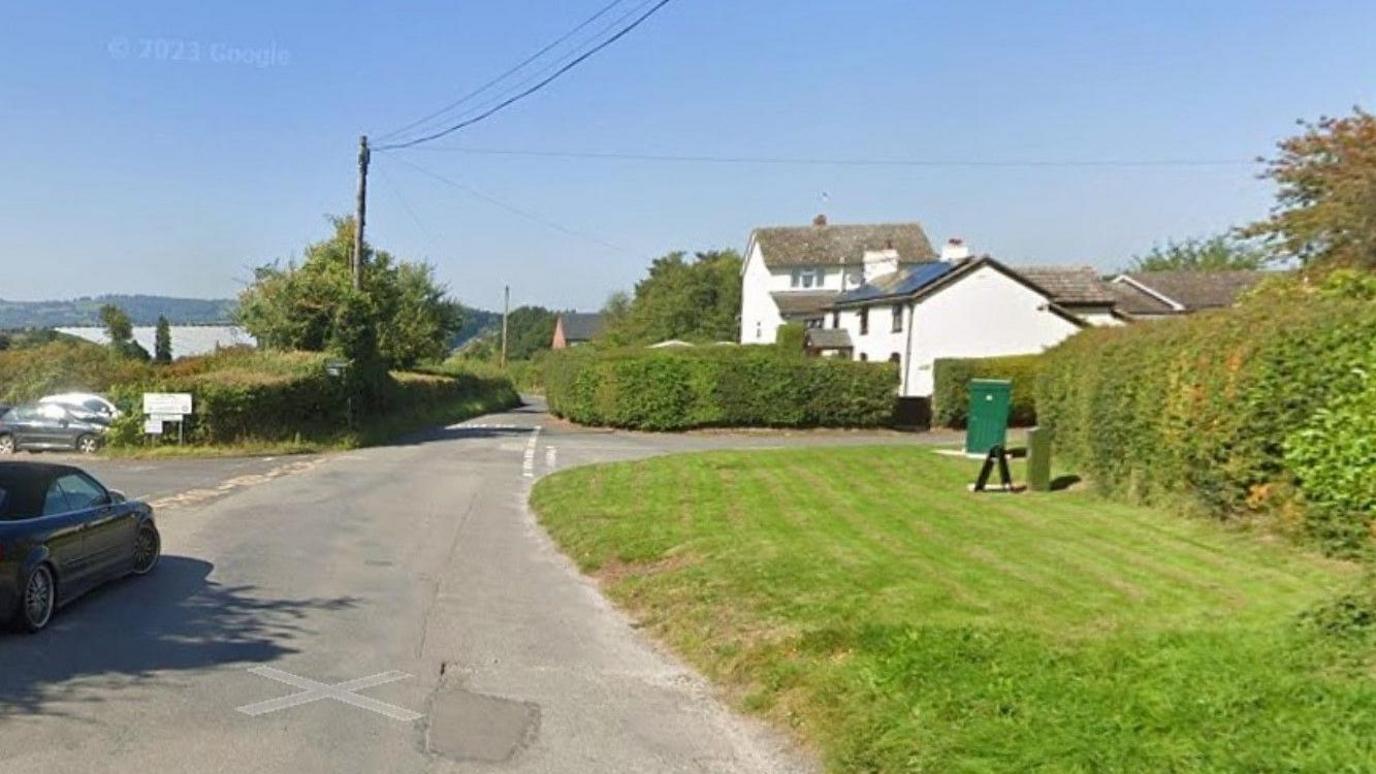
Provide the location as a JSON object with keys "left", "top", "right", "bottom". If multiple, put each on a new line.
{"left": 531, "top": 446, "right": 1376, "bottom": 772}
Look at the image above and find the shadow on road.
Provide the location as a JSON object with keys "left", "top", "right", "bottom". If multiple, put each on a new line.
{"left": 0, "top": 556, "right": 358, "bottom": 718}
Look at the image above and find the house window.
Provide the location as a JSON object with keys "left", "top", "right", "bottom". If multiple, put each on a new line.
{"left": 805, "top": 317, "right": 823, "bottom": 329}
{"left": 754, "top": 321, "right": 762, "bottom": 340}
{"left": 859, "top": 308, "right": 869, "bottom": 335}
{"left": 891, "top": 304, "right": 903, "bottom": 333}
{"left": 889, "top": 353, "right": 901, "bottom": 364}
{"left": 830, "top": 311, "right": 839, "bottom": 329}
{"left": 859, "top": 353, "right": 869, "bottom": 362}
{"left": 790, "top": 268, "right": 823, "bottom": 288}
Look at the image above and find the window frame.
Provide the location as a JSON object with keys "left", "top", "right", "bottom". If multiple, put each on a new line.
{"left": 55, "top": 472, "right": 110, "bottom": 512}
{"left": 859, "top": 308, "right": 869, "bottom": 335}
{"left": 892, "top": 303, "right": 904, "bottom": 333}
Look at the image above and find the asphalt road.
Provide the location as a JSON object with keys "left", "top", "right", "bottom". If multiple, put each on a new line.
{"left": 0, "top": 399, "right": 952, "bottom": 773}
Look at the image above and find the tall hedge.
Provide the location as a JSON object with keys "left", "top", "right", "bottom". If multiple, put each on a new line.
{"left": 1035, "top": 282, "right": 1376, "bottom": 553}
{"left": 544, "top": 347, "right": 897, "bottom": 431}
{"left": 932, "top": 355, "right": 1042, "bottom": 428}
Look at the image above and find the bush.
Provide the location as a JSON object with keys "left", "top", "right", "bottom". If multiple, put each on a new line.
{"left": 932, "top": 355, "right": 1042, "bottom": 428}
{"left": 1035, "top": 278, "right": 1376, "bottom": 552}
{"left": 544, "top": 346, "right": 897, "bottom": 431}
{"left": 1285, "top": 369, "right": 1376, "bottom": 554}
{"left": 0, "top": 339, "right": 153, "bottom": 404}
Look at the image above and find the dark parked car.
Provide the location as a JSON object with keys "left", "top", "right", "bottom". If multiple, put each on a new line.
{"left": 0, "top": 404, "right": 107, "bottom": 455}
{"left": 0, "top": 462, "right": 160, "bottom": 632}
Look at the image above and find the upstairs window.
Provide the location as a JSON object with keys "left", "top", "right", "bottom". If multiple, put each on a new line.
{"left": 892, "top": 304, "right": 904, "bottom": 333}
{"left": 831, "top": 311, "right": 839, "bottom": 329}
{"left": 790, "top": 268, "right": 824, "bottom": 289}
{"left": 859, "top": 308, "right": 869, "bottom": 335}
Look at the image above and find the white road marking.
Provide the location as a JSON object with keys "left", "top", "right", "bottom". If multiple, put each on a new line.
{"left": 522, "top": 426, "right": 543, "bottom": 478}
{"left": 236, "top": 667, "right": 423, "bottom": 722}
{"left": 545, "top": 446, "right": 557, "bottom": 472}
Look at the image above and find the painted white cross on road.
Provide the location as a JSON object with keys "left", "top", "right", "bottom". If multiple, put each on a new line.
{"left": 236, "top": 666, "right": 425, "bottom": 722}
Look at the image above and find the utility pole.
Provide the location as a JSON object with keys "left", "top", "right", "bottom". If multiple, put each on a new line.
{"left": 500, "top": 285, "right": 510, "bottom": 368}
{"left": 353, "top": 135, "right": 370, "bottom": 291}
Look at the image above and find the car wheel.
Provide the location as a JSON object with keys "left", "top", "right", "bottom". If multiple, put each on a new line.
{"left": 132, "top": 524, "right": 161, "bottom": 576}
{"left": 0, "top": 434, "right": 14, "bottom": 455}
{"left": 20, "top": 565, "right": 56, "bottom": 633}
{"left": 76, "top": 434, "right": 100, "bottom": 455}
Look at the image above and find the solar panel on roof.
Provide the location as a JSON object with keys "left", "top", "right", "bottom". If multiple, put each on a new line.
{"left": 837, "top": 261, "right": 955, "bottom": 304}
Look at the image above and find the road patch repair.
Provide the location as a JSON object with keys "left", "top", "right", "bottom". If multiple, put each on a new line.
{"left": 145, "top": 457, "right": 323, "bottom": 511}
{"left": 425, "top": 682, "right": 540, "bottom": 763}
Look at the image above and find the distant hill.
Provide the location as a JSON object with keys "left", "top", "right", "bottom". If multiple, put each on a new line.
{"left": 0, "top": 295, "right": 237, "bottom": 328}
{"left": 453, "top": 305, "right": 501, "bottom": 348}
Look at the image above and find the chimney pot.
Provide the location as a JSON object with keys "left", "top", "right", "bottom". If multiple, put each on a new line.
{"left": 940, "top": 237, "right": 971, "bottom": 262}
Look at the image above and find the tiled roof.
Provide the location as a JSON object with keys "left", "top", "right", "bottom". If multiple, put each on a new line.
{"left": 752, "top": 222, "right": 937, "bottom": 267}
{"left": 770, "top": 290, "right": 839, "bottom": 316}
{"left": 558, "top": 312, "right": 604, "bottom": 341}
{"left": 1013, "top": 266, "right": 1116, "bottom": 305}
{"left": 1107, "top": 282, "right": 1175, "bottom": 316}
{"left": 1120, "top": 270, "right": 1269, "bottom": 311}
{"left": 804, "top": 328, "right": 853, "bottom": 349}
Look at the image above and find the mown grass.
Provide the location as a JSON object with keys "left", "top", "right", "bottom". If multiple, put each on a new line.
{"left": 530, "top": 446, "right": 1376, "bottom": 772}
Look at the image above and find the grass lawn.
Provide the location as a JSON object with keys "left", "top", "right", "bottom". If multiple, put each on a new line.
{"left": 530, "top": 446, "right": 1376, "bottom": 772}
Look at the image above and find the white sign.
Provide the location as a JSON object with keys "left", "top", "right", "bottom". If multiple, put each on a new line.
{"left": 143, "top": 393, "right": 193, "bottom": 415}
{"left": 144, "top": 419, "right": 164, "bottom": 435}
{"left": 149, "top": 413, "right": 184, "bottom": 423}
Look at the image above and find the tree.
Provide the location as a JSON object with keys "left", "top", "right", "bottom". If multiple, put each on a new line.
{"left": 504, "top": 306, "right": 558, "bottom": 361}
{"left": 1243, "top": 108, "right": 1376, "bottom": 270}
{"left": 600, "top": 249, "right": 742, "bottom": 346}
{"left": 1126, "top": 235, "right": 1265, "bottom": 273}
{"left": 154, "top": 315, "right": 173, "bottom": 363}
{"left": 236, "top": 216, "right": 463, "bottom": 370}
{"left": 99, "top": 304, "right": 149, "bottom": 361}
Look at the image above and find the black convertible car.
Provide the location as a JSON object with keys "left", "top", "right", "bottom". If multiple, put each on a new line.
{"left": 0, "top": 463, "right": 160, "bottom": 633}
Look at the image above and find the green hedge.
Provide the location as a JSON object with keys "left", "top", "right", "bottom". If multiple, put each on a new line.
{"left": 106, "top": 349, "right": 518, "bottom": 446}
{"left": 932, "top": 354, "right": 1043, "bottom": 428}
{"left": 1035, "top": 278, "right": 1376, "bottom": 554}
{"left": 544, "top": 346, "right": 897, "bottom": 431}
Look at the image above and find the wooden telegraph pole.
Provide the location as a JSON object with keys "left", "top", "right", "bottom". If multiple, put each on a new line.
{"left": 353, "top": 135, "right": 370, "bottom": 290}
{"left": 501, "top": 285, "right": 510, "bottom": 368}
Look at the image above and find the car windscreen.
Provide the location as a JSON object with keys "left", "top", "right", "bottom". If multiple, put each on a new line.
{"left": 0, "top": 474, "right": 47, "bottom": 521}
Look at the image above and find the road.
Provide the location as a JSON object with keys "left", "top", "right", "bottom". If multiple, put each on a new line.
{"left": 0, "top": 399, "right": 951, "bottom": 773}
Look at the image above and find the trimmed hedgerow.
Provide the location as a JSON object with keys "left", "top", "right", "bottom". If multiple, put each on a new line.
{"left": 544, "top": 346, "right": 897, "bottom": 431}
{"left": 1035, "top": 279, "right": 1376, "bottom": 553}
{"left": 932, "top": 354, "right": 1043, "bottom": 428}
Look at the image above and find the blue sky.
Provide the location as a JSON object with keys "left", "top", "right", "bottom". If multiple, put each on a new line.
{"left": 2, "top": 1, "right": 1373, "bottom": 312}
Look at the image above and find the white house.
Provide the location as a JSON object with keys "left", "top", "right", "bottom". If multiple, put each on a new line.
{"left": 738, "top": 215, "right": 938, "bottom": 343}
{"left": 825, "top": 245, "right": 1090, "bottom": 397}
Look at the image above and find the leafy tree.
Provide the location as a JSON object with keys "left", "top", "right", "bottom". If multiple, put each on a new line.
{"left": 504, "top": 306, "right": 558, "bottom": 361}
{"left": 1127, "top": 236, "right": 1265, "bottom": 273}
{"left": 236, "top": 216, "right": 463, "bottom": 371}
{"left": 99, "top": 304, "right": 149, "bottom": 361}
{"left": 154, "top": 315, "right": 172, "bottom": 363}
{"left": 601, "top": 249, "right": 742, "bottom": 346}
{"left": 1243, "top": 108, "right": 1376, "bottom": 270}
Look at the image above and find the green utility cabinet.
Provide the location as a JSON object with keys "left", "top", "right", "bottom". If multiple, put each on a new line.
{"left": 965, "top": 379, "right": 1012, "bottom": 455}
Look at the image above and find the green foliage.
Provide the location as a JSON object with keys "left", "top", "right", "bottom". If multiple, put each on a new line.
{"left": 1035, "top": 284, "right": 1376, "bottom": 553}
{"left": 154, "top": 315, "right": 172, "bottom": 364}
{"left": 1126, "top": 235, "right": 1265, "bottom": 273}
{"left": 236, "top": 216, "right": 462, "bottom": 370}
{"left": 932, "top": 354, "right": 1042, "bottom": 428}
{"left": 1285, "top": 369, "right": 1376, "bottom": 554}
{"left": 99, "top": 304, "right": 133, "bottom": 344}
{"left": 504, "top": 306, "right": 559, "bottom": 361}
{"left": 774, "top": 322, "right": 806, "bottom": 356}
{"left": 600, "top": 250, "right": 742, "bottom": 346}
{"left": 0, "top": 339, "right": 154, "bottom": 404}
{"left": 1243, "top": 108, "right": 1376, "bottom": 269}
{"left": 544, "top": 346, "right": 896, "bottom": 431}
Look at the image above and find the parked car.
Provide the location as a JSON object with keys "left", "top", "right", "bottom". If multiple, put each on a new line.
{"left": 0, "top": 404, "right": 107, "bottom": 455}
{"left": 0, "top": 462, "right": 160, "bottom": 632}
{"left": 39, "top": 393, "right": 121, "bottom": 427}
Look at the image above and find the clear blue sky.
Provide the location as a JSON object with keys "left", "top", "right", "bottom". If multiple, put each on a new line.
{"left": 3, "top": 1, "right": 1374, "bottom": 312}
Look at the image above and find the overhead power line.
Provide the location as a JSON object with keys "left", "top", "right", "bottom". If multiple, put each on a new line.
{"left": 386, "top": 156, "right": 633, "bottom": 254}
{"left": 375, "top": 0, "right": 630, "bottom": 144}
{"left": 375, "top": 0, "right": 675, "bottom": 151}
{"left": 394, "top": 145, "right": 1257, "bottom": 169}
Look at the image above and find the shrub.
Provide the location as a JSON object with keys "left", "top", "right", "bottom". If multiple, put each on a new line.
{"left": 932, "top": 355, "right": 1042, "bottom": 428}
{"left": 544, "top": 346, "right": 897, "bottom": 431}
{"left": 0, "top": 339, "right": 153, "bottom": 404}
{"left": 1035, "top": 279, "right": 1376, "bottom": 551}
{"left": 1285, "top": 369, "right": 1376, "bottom": 554}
